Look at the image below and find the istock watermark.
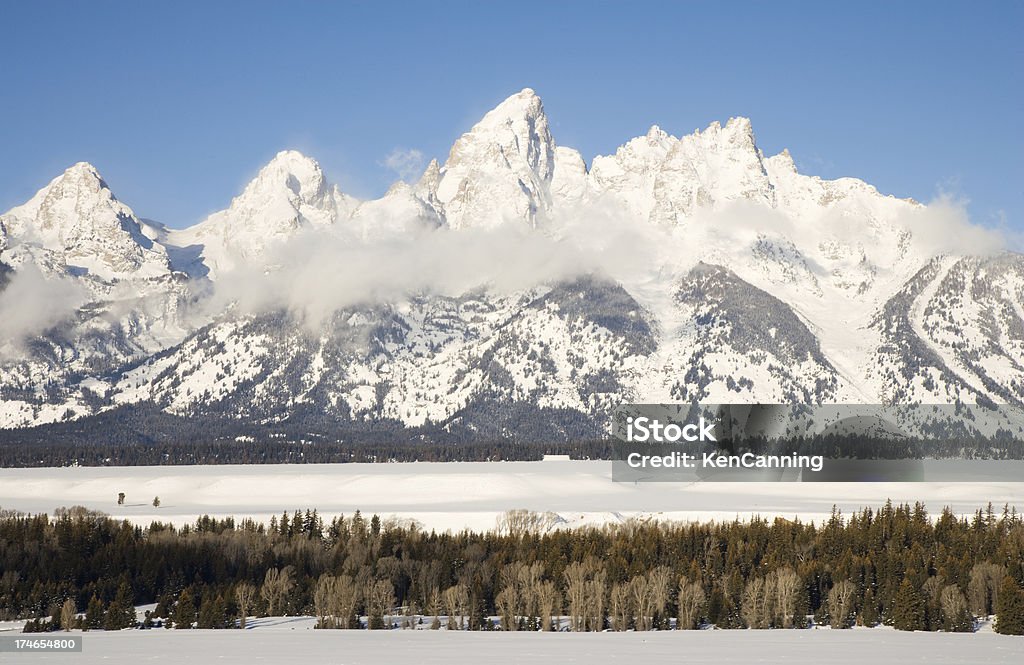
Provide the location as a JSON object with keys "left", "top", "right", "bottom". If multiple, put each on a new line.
{"left": 611, "top": 403, "right": 1024, "bottom": 482}
{"left": 624, "top": 415, "right": 717, "bottom": 443}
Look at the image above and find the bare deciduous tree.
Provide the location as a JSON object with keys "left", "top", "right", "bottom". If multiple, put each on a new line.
{"left": 828, "top": 579, "right": 855, "bottom": 629}
{"left": 585, "top": 570, "right": 607, "bottom": 632}
{"left": 677, "top": 577, "right": 706, "bottom": 630}
{"left": 495, "top": 510, "right": 559, "bottom": 538}
{"left": 535, "top": 580, "right": 560, "bottom": 631}
{"left": 630, "top": 575, "right": 655, "bottom": 631}
{"left": 313, "top": 575, "right": 336, "bottom": 628}
{"left": 427, "top": 585, "right": 442, "bottom": 627}
{"left": 564, "top": 561, "right": 588, "bottom": 632}
{"left": 495, "top": 561, "right": 547, "bottom": 630}
{"left": 443, "top": 583, "right": 468, "bottom": 630}
{"left": 770, "top": 567, "right": 800, "bottom": 628}
{"left": 742, "top": 576, "right": 769, "bottom": 629}
{"left": 333, "top": 575, "right": 359, "bottom": 629}
{"left": 367, "top": 579, "right": 394, "bottom": 629}
{"left": 60, "top": 598, "right": 76, "bottom": 631}
{"left": 495, "top": 587, "right": 517, "bottom": 631}
{"left": 609, "top": 583, "right": 631, "bottom": 631}
{"left": 940, "top": 584, "right": 972, "bottom": 631}
{"left": 564, "top": 557, "right": 606, "bottom": 631}
{"left": 260, "top": 566, "right": 294, "bottom": 617}
{"left": 969, "top": 562, "right": 1005, "bottom": 616}
{"left": 235, "top": 582, "right": 256, "bottom": 629}
{"left": 648, "top": 566, "right": 673, "bottom": 629}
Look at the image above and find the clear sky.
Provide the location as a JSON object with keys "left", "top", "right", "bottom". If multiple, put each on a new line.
{"left": 1, "top": 1, "right": 1020, "bottom": 230}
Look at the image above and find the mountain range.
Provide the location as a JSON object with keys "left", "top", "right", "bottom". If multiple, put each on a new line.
{"left": 1, "top": 88, "right": 1021, "bottom": 442}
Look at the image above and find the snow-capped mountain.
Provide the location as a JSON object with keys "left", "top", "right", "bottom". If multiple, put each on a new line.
{"left": 0, "top": 89, "right": 1019, "bottom": 438}
{"left": 168, "top": 150, "right": 358, "bottom": 278}
{"left": 0, "top": 163, "right": 192, "bottom": 427}
{"left": 0, "top": 162, "right": 172, "bottom": 280}
{"left": 431, "top": 88, "right": 556, "bottom": 230}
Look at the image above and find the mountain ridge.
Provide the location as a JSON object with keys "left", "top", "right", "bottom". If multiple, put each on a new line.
{"left": 0, "top": 89, "right": 1019, "bottom": 437}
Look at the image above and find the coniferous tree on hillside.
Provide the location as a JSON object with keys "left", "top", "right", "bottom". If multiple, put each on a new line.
{"left": 995, "top": 577, "right": 1024, "bottom": 635}
{"left": 103, "top": 582, "right": 137, "bottom": 630}
{"left": 893, "top": 579, "right": 926, "bottom": 631}
{"left": 173, "top": 588, "right": 197, "bottom": 629}
{"left": 83, "top": 595, "right": 104, "bottom": 630}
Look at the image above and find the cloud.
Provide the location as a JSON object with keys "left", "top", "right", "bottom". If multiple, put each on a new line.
{"left": 381, "top": 148, "right": 426, "bottom": 182}
{"left": 205, "top": 223, "right": 604, "bottom": 329}
{"left": 0, "top": 263, "right": 86, "bottom": 358}
{"left": 194, "top": 186, "right": 1014, "bottom": 332}
{"left": 898, "top": 194, "right": 1006, "bottom": 257}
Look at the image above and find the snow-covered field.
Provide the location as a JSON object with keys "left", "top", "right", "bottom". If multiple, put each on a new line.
{"left": 0, "top": 460, "right": 1020, "bottom": 531}
{"left": 0, "top": 623, "right": 1021, "bottom": 665}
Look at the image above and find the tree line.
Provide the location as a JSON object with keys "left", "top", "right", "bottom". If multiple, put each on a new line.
{"left": 3, "top": 400, "right": 1024, "bottom": 469}
{"left": 0, "top": 438, "right": 614, "bottom": 468}
{"left": 2, "top": 502, "right": 1023, "bottom": 635}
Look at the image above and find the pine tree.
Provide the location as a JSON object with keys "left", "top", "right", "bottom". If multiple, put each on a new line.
{"left": 197, "top": 593, "right": 217, "bottom": 629}
{"left": 995, "top": 577, "right": 1024, "bottom": 635}
{"left": 197, "top": 592, "right": 229, "bottom": 629}
{"left": 860, "top": 588, "right": 879, "bottom": 627}
{"left": 173, "top": 588, "right": 197, "bottom": 629}
{"left": 893, "top": 579, "right": 925, "bottom": 631}
{"left": 103, "top": 582, "right": 136, "bottom": 631}
{"left": 84, "top": 595, "right": 105, "bottom": 630}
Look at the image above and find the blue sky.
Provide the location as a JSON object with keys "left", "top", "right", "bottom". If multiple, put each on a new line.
{"left": 1, "top": 1, "right": 1020, "bottom": 229}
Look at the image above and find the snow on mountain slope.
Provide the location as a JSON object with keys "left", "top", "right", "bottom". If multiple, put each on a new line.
{"left": 109, "top": 277, "right": 656, "bottom": 437}
{"left": 434, "top": 88, "right": 555, "bottom": 230}
{"left": 0, "top": 162, "right": 172, "bottom": 280}
{"left": 868, "top": 255, "right": 1024, "bottom": 405}
{"left": 0, "top": 165, "right": 193, "bottom": 428}
{"left": 1, "top": 88, "right": 1020, "bottom": 435}
{"left": 348, "top": 181, "right": 442, "bottom": 241}
{"left": 169, "top": 151, "right": 358, "bottom": 278}
{"left": 658, "top": 263, "right": 843, "bottom": 404}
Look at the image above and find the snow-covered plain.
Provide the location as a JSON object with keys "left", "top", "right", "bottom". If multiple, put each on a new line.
{"left": 0, "top": 624, "right": 1021, "bottom": 665}
{"left": 0, "top": 460, "right": 1020, "bottom": 531}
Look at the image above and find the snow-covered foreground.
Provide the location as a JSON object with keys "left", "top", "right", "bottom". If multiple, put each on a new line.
{"left": 0, "top": 461, "right": 1021, "bottom": 531}
{"left": 1, "top": 626, "right": 1022, "bottom": 665}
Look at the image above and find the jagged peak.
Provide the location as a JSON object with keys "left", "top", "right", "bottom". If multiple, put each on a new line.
{"left": 436, "top": 89, "right": 556, "bottom": 229}
{"left": 646, "top": 124, "right": 670, "bottom": 140}
{"left": 767, "top": 148, "right": 798, "bottom": 174}
{"left": 446, "top": 88, "right": 554, "bottom": 160}
{"left": 417, "top": 158, "right": 441, "bottom": 188}
{"left": 690, "top": 116, "right": 756, "bottom": 142}
{"left": 43, "top": 162, "right": 112, "bottom": 199}
{"left": 256, "top": 149, "right": 323, "bottom": 182}
{"left": 63, "top": 161, "right": 102, "bottom": 179}
{"left": 234, "top": 149, "right": 329, "bottom": 207}
{"left": 264, "top": 149, "right": 319, "bottom": 170}
{"left": 724, "top": 116, "right": 753, "bottom": 133}
{"left": 454, "top": 88, "right": 551, "bottom": 150}
{"left": 477, "top": 88, "right": 545, "bottom": 125}
{"left": 384, "top": 180, "right": 414, "bottom": 197}
{"left": 3, "top": 161, "right": 122, "bottom": 227}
